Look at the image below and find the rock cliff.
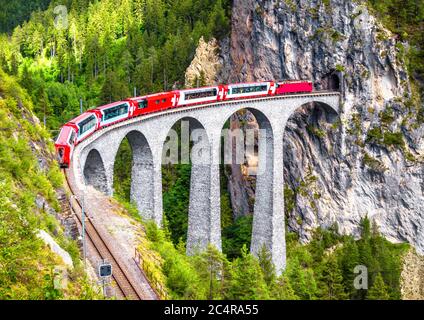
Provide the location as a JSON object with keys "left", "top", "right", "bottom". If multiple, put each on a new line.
{"left": 189, "top": 0, "right": 424, "bottom": 253}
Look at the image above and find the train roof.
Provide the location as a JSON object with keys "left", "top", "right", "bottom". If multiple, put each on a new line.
{"left": 227, "top": 81, "right": 272, "bottom": 87}
{"left": 68, "top": 111, "right": 97, "bottom": 125}
{"left": 55, "top": 125, "right": 73, "bottom": 145}
{"left": 129, "top": 91, "right": 176, "bottom": 101}
{"left": 178, "top": 85, "right": 219, "bottom": 92}
{"left": 277, "top": 79, "right": 312, "bottom": 83}
{"left": 95, "top": 100, "right": 129, "bottom": 111}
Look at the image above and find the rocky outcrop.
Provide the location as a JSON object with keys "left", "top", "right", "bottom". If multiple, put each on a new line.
{"left": 37, "top": 230, "right": 74, "bottom": 268}
{"left": 213, "top": 0, "right": 424, "bottom": 252}
{"left": 185, "top": 36, "right": 222, "bottom": 87}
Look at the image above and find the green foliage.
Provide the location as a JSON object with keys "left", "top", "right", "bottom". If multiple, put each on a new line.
{"left": 220, "top": 166, "right": 233, "bottom": 231}
{"left": 379, "top": 107, "right": 395, "bottom": 126}
{"left": 225, "top": 245, "right": 270, "bottom": 300}
{"left": 143, "top": 220, "right": 292, "bottom": 300}
{"left": 383, "top": 131, "right": 405, "bottom": 148}
{"left": 0, "top": 67, "right": 101, "bottom": 299}
{"left": 338, "top": 237, "right": 361, "bottom": 298}
{"left": 222, "top": 215, "right": 253, "bottom": 260}
{"left": 366, "top": 126, "right": 384, "bottom": 144}
{"left": 367, "top": 272, "right": 390, "bottom": 300}
{"left": 307, "top": 124, "right": 326, "bottom": 138}
{"left": 284, "top": 217, "right": 408, "bottom": 300}
{"left": 162, "top": 164, "right": 192, "bottom": 244}
{"left": 113, "top": 137, "right": 132, "bottom": 202}
{"left": 0, "top": 0, "right": 232, "bottom": 130}
{"left": 366, "top": 126, "right": 405, "bottom": 149}
{"left": 367, "top": 0, "right": 424, "bottom": 73}
{"left": 146, "top": 222, "right": 206, "bottom": 299}
{"left": 363, "top": 152, "right": 387, "bottom": 172}
{"left": 257, "top": 245, "right": 276, "bottom": 286}
{"left": 191, "top": 245, "right": 229, "bottom": 300}
{"left": 335, "top": 64, "right": 345, "bottom": 72}
{"left": 284, "top": 184, "right": 296, "bottom": 215}
{"left": 318, "top": 255, "right": 348, "bottom": 300}
{"left": 0, "top": 0, "right": 51, "bottom": 33}
{"left": 129, "top": 204, "right": 409, "bottom": 300}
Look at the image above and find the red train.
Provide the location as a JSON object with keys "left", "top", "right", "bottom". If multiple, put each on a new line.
{"left": 55, "top": 80, "right": 313, "bottom": 168}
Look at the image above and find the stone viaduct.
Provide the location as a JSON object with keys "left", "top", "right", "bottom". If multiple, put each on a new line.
{"left": 67, "top": 92, "right": 340, "bottom": 274}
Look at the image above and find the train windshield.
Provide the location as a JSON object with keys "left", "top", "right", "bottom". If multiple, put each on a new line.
{"left": 68, "top": 130, "right": 76, "bottom": 145}
{"left": 103, "top": 103, "right": 129, "bottom": 121}
{"left": 185, "top": 89, "right": 217, "bottom": 100}
{"left": 137, "top": 100, "right": 148, "bottom": 109}
{"left": 231, "top": 85, "right": 268, "bottom": 95}
{"left": 78, "top": 115, "right": 97, "bottom": 136}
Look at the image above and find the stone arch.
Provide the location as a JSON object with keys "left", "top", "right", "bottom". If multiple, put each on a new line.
{"left": 161, "top": 116, "right": 211, "bottom": 165}
{"left": 219, "top": 107, "right": 277, "bottom": 261}
{"left": 115, "top": 130, "right": 155, "bottom": 220}
{"left": 83, "top": 149, "right": 108, "bottom": 194}
{"left": 161, "top": 116, "right": 214, "bottom": 255}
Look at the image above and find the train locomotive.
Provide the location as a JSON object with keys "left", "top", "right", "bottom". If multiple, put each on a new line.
{"left": 55, "top": 80, "right": 313, "bottom": 168}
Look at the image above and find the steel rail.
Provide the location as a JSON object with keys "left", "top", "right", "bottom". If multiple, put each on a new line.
{"left": 63, "top": 170, "right": 148, "bottom": 300}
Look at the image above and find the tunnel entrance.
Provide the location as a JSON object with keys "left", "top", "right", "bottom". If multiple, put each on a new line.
{"left": 322, "top": 71, "right": 341, "bottom": 92}
{"left": 329, "top": 73, "right": 340, "bottom": 91}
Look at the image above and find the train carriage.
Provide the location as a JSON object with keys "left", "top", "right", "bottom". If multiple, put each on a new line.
{"left": 55, "top": 80, "right": 314, "bottom": 168}
{"left": 176, "top": 86, "right": 222, "bottom": 106}
{"left": 69, "top": 112, "right": 99, "bottom": 143}
{"left": 55, "top": 111, "right": 98, "bottom": 168}
{"left": 55, "top": 125, "right": 77, "bottom": 168}
{"left": 276, "top": 80, "right": 313, "bottom": 94}
{"left": 96, "top": 101, "right": 132, "bottom": 128}
{"left": 129, "top": 91, "right": 179, "bottom": 117}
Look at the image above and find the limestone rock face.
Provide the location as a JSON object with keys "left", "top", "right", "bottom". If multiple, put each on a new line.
{"left": 185, "top": 36, "right": 222, "bottom": 87}
{"left": 212, "top": 0, "right": 424, "bottom": 253}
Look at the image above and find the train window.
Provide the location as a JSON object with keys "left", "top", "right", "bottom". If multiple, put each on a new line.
{"left": 103, "top": 104, "right": 129, "bottom": 121}
{"left": 185, "top": 89, "right": 217, "bottom": 100}
{"left": 156, "top": 100, "right": 160, "bottom": 105}
{"left": 138, "top": 100, "right": 148, "bottom": 109}
{"left": 78, "top": 115, "right": 97, "bottom": 136}
{"left": 68, "top": 130, "right": 76, "bottom": 145}
{"left": 162, "top": 99, "right": 167, "bottom": 103}
{"left": 231, "top": 85, "right": 268, "bottom": 95}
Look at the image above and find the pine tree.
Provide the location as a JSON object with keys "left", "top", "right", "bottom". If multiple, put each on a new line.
{"left": 226, "top": 245, "right": 269, "bottom": 300}
{"left": 206, "top": 0, "right": 230, "bottom": 40}
{"left": 191, "top": 245, "right": 227, "bottom": 300}
{"left": 257, "top": 245, "right": 276, "bottom": 286}
{"left": 360, "top": 216, "right": 371, "bottom": 240}
{"left": 367, "top": 273, "right": 390, "bottom": 300}
{"left": 318, "top": 255, "right": 348, "bottom": 300}
{"left": 339, "top": 237, "right": 361, "bottom": 299}
{"left": 285, "top": 255, "right": 319, "bottom": 300}
{"left": 270, "top": 275, "right": 299, "bottom": 300}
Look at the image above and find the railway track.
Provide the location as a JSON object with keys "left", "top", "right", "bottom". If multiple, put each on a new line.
{"left": 62, "top": 169, "right": 146, "bottom": 300}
